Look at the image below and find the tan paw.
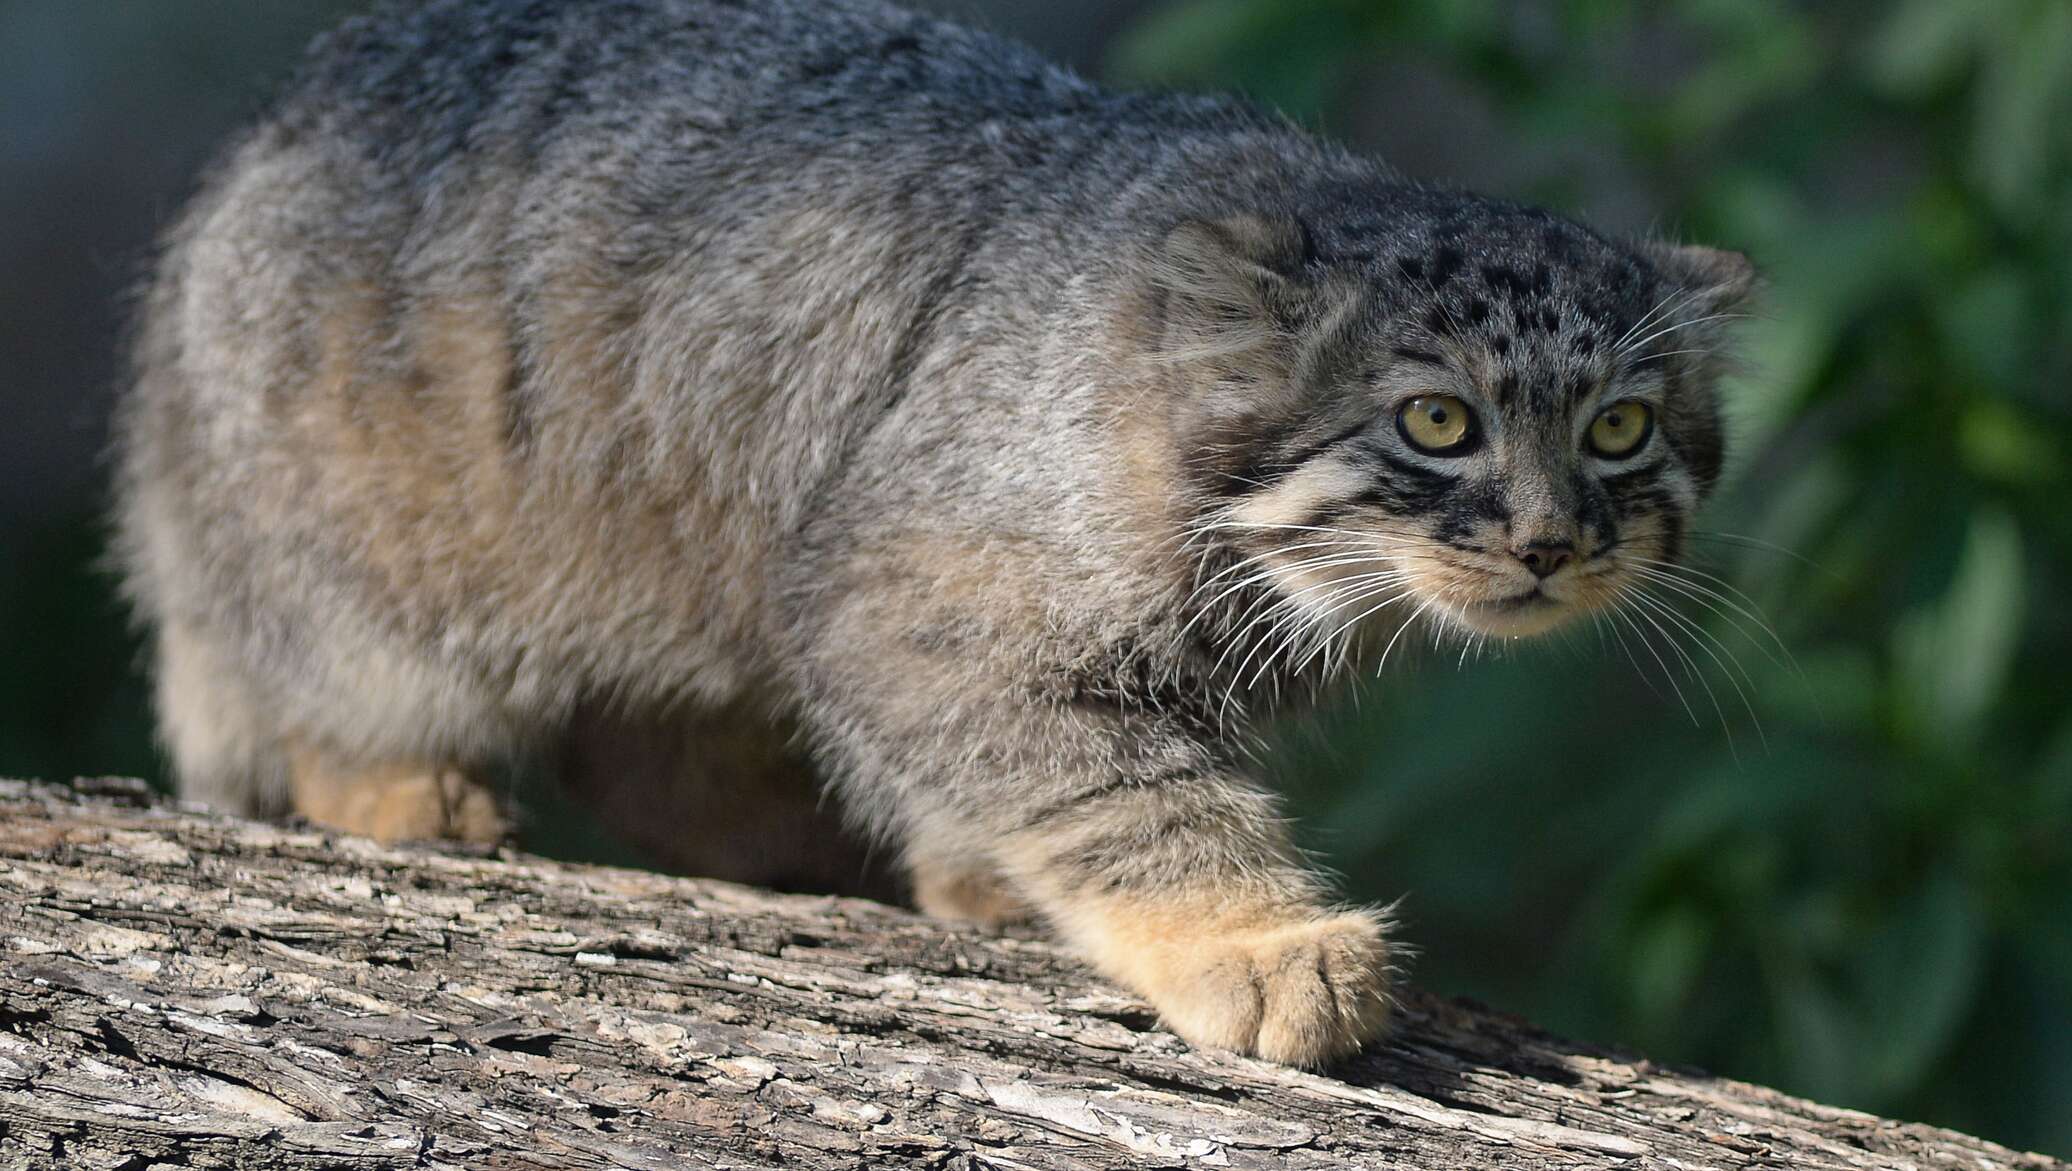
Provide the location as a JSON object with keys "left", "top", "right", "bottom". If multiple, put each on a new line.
{"left": 909, "top": 856, "right": 1030, "bottom": 930}
{"left": 1120, "top": 907, "right": 1395, "bottom": 1066}
{"left": 418, "top": 767, "right": 508, "bottom": 844}
{"left": 291, "top": 751, "right": 509, "bottom": 845}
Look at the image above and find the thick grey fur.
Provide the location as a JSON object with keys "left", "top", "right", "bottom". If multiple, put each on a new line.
{"left": 113, "top": 0, "right": 1752, "bottom": 1065}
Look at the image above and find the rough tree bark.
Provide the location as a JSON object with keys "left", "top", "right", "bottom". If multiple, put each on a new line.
{"left": 0, "top": 777, "right": 2059, "bottom": 1171}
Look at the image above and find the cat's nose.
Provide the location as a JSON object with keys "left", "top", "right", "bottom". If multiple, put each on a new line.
{"left": 1512, "top": 541, "right": 1573, "bottom": 579}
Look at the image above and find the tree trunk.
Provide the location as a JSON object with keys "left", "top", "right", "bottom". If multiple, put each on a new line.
{"left": 0, "top": 777, "right": 2058, "bottom": 1171}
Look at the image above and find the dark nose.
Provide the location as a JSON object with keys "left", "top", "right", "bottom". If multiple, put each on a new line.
{"left": 1513, "top": 541, "right": 1574, "bottom": 579}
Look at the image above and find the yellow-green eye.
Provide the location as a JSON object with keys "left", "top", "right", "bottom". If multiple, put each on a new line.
{"left": 1588, "top": 400, "right": 1654, "bottom": 458}
{"left": 1397, "top": 394, "right": 1475, "bottom": 454}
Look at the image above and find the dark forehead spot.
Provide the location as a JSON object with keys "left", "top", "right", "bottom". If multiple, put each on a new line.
{"left": 1428, "top": 244, "right": 1464, "bottom": 287}
{"left": 1351, "top": 200, "right": 1676, "bottom": 385}
{"left": 1480, "top": 263, "right": 1523, "bottom": 296}
{"left": 1478, "top": 262, "right": 1552, "bottom": 300}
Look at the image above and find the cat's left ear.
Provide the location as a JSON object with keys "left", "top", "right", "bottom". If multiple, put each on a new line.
{"left": 1649, "top": 243, "right": 1758, "bottom": 315}
{"left": 1141, "top": 213, "right": 1332, "bottom": 367}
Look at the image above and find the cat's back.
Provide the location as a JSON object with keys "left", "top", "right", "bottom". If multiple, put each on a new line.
{"left": 138, "top": 0, "right": 1126, "bottom": 495}
{"left": 118, "top": 0, "right": 1115, "bottom": 702}
{"left": 274, "top": 0, "right": 1096, "bottom": 169}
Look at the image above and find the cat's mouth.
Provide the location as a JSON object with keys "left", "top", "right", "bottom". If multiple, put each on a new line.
{"left": 1424, "top": 557, "right": 1631, "bottom": 638}
{"left": 1247, "top": 528, "right": 1640, "bottom": 647}
{"left": 1452, "top": 583, "right": 1575, "bottom": 637}
{"left": 1480, "top": 588, "right": 1551, "bottom": 611}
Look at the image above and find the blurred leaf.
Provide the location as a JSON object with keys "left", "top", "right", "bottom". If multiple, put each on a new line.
{"left": 1970, "top": 0, "right": 2072, "bottom": 221}
{"left": 1892, "top": 509, "right": 2026, "bottom": 753}
{"left": 1106, "top": 0, "right": 1365, "bottom": 121}
{"left": 1960, "top": 400, "right": 2064, "bottom": 486}
{"left": 1865, "top": 0, "right": 1981, "bottom": 97}
{"left": 2035, "top": 718, "right": 2072, "bottom": 824}
{"left": 1855, "top": 870, "right": 1986, "bottom": 1098}
{"left": 1773, "top": 966, "right": 1857, "bottom": 1102}
{"left": 1107, "top": 0, "right": 1278, "bottom": 81}
{"left": 1664, "top": 9, "right": 1820, "bottom": 137}
{"left": 1732, "top": 210, "right": 1915, "bottom": 441}
{"left": 1734, "top": 454, "right": 1848, "bottom": 599}
{"left": 1629, "top": 903, "right": 1711, "bottom": 1030}
{"left": 1781, "top": 646, "right": 1879, "bottom": 733}
{"left": 1933, "top": 266, "right": 2034, "bottom": 393}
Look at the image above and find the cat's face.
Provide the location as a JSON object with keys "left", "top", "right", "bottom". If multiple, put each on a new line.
{"left": 1153, "top": 201, "right": 1752, "bottom": 654}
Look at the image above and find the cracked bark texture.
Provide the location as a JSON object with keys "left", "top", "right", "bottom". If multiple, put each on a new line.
{"left": 0, "top": 778, "right": 2060, "bottom": 1171}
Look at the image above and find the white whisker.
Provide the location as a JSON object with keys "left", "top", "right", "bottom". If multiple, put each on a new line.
{"left": 1613, "top": 284, "right": 1704, "bottom": 353}
{"left": 1628, "top": 586, "right": 1765, "bottom": 753}
{"left": 1625, "top": 592, "right": 1737, "bottom": 760}
{"left": 1617, "top": 311, "right": 1753, "bottom": 360}
{"left": 1611, "top": 605, "right": 1700, "bottom": 728}
{"left": 1623, "top": 561, "right": 1796, "bottom": 676}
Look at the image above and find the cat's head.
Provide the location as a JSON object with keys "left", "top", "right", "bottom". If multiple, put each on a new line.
{"left": 1149, "top": 193, "right": 1753, "bottom": 651}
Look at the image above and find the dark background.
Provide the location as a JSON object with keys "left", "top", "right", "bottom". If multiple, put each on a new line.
{"left": 2, "top": 0, "right": 2066, "bottom": 1155}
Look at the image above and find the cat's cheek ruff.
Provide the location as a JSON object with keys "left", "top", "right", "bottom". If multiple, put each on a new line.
{"left": 1197, "top": 460, "right": 1406, "bottom": 638}
{"left": 1223, "top": 457, "right": 1374, "bottom": 537}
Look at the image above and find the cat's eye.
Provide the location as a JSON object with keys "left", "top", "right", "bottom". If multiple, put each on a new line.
{"left": 1397, "top": 394, "right": 1475, "bottom": 455}
{"left": 1588, "top": 400, "right": 1654, "bottom": 458}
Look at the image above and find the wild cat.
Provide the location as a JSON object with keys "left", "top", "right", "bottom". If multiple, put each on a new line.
{"left": 114, "top": 0, "right": 1752, "bottom": 1064}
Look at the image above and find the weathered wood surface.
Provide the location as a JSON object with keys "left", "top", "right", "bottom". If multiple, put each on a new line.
{"left": 0, "top": 778, "right": 2059, "bottom": 1171}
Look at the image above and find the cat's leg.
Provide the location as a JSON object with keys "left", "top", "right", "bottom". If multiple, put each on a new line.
{"left": 268, "top": 631, "right": 526, "bottom": 844}
{"left": 799, "top": 626, "right": 1392, "bottom": 1065}
{"left": 154, "top": 616, "right": 509, "bottom": 843}
{"left": 985, "top": 757, "right": 1393, "bottom": 1064}
{"left": 154, "top": 617, "right": 292, "bottom": 818}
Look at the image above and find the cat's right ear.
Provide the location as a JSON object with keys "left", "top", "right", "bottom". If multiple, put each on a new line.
{"left": 1145, "top": 214, "right": 1313, "bottom": 364}
{"left": 1648, "top": 242, "right": 1758, "bottom": 317}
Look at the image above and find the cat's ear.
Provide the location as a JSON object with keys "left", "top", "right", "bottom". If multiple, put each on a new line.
{"left": 1146, "top": 213, "right": 1315, "bottom": 363}
{"left": 1156, "top": 213, "right": 1310, "bottom": 304}
{"left": 1649, "top": 242, "right": 1758, "bottom": 316}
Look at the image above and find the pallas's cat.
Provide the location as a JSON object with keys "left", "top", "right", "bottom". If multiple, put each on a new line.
{"left": 115, "top": 0, "right": 1752, "bottom": 1063}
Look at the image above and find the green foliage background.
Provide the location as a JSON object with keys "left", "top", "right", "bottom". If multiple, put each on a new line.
{"left": 0, "top": 0, "right": 2063, "bottom": 1156}
{"left": 1108, "top": 0, "right": 2071, "bottom": 1153}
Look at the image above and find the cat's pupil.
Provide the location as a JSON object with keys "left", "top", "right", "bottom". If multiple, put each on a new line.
{"left": 1607, "top": 411, "right": 1623, "bottom": 427}
{"left": 1429, "top": 406, "right": 1448, "bottom": 423}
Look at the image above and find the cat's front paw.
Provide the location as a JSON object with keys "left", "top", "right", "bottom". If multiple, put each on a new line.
{"left": 1127, "top": 907, "right": 1395, "bottom": 1066}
